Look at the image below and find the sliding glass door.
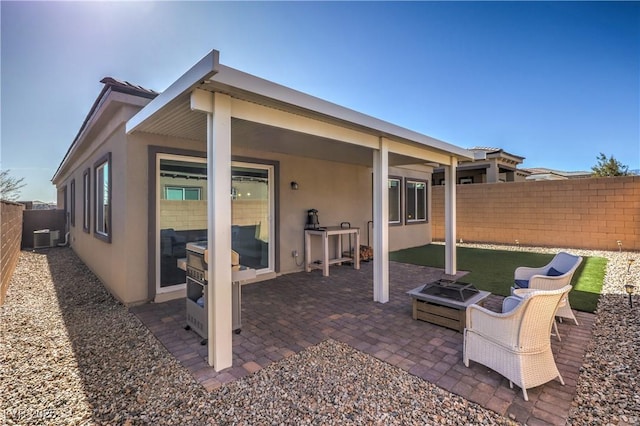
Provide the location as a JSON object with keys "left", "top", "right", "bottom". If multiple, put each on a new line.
{"left": 156, "top": 154, "right": 207, "bottom": 293}
{"left": 155, "top": 155, "right": 275, "bottom": 294}
{"left": 231, "top": 162, "right": 274, "bottom": 273}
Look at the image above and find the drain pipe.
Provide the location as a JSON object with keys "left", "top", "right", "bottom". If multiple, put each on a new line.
{"left": 57, "top": 232, "right": 70, "bottom": 247}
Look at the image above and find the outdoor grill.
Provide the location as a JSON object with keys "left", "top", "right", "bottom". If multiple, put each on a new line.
{"left": 185, "top": 242, "right": 242, "bottom": 343}
{"left": 419, "top": 279, "right": 479, "bottom": 302}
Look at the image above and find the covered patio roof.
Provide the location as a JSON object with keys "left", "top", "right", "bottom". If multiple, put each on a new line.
{"left": 126, "top": 49, "right": 470, "bottom": 371}
{"left": 126, "top": 50, "right": 472, "bottom": 168}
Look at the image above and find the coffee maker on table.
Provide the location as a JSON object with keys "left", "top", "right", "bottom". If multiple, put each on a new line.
{"left": 305, "top": 209, "right": 320, "bottom": 230}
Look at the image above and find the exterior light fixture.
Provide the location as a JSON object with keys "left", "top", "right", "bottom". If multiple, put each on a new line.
{"left": 624, "top": 283, "right": 635, "bottom": 308}
{"left": 624, "top": 258, "right": 636, "bottom": 308}
{"left": 290, "top": 181, "right": 299, "bottom": 190}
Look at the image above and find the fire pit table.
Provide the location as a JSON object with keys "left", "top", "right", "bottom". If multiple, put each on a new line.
{"left": 407, "top": 280, "right": 491, "bottom": 332}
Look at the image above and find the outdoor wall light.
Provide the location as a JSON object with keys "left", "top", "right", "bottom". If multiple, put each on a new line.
{"left": 290, "top": 181, "right": 299, "bottom": 190}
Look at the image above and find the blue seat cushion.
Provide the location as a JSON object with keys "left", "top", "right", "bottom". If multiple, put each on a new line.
{"left": 547, "top": 267, "right": 563, "bottom": 276}
{"left": 514, "top": 279, "right": 529, "bottom": 288}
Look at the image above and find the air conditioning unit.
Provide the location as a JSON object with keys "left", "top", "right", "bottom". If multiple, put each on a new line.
{"left": 33, "top": 229, "right": 61, "bottom": 249}
{"left": 50, "top": 230, "right": 60, "bottom": 247}
{"left": 33, "top": 229, "right": 51, "bottom": 249}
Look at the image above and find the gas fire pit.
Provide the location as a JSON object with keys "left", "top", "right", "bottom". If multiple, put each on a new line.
{"left": 407, "top": 279, "right": 491, "bottom": 332}
{"left": 418, "top": 279, "right": 479, "bottom": 302}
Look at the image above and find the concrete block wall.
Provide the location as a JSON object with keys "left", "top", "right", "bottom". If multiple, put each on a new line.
{"left": 21, "top": 209, "right": 66, "bottom": 249}
{"left": 160, "top": 199, "right": 269, "bottom": 230}
{"left": 232, "top": 199, "right": 268, "bottom": 227}
{"left": 1, "top": 201, "right": 25, "bottom": 305}
{"left": 159, "top": 200, "right": 207, "bottom": 231}
{"left": 432, "top": 176, "right": 640, "bottom": 251}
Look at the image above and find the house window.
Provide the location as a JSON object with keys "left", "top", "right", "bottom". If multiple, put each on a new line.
{"left": 70, "top": 179, "right": 76, "bottom": 227}
{"left": 94, "top": 153, "right": 111, "bottom": 242}
{"left": 83, "top": 168, "right": 90, "bottom": 233}
{"left": 388, "top": 177, "right": 401, "bottom": 224}
{"left": 405, "top": 179, "right": 427, "bottom": 223}
{"left": 165, "top": 186, "right": 201, "bottom": 201}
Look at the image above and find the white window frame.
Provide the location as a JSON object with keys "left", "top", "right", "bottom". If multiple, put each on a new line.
{"left": 388, "top": 177, "right": 402, "bottom": 225}
{"left": 164, "top": 186, "right": 202, "bottom": 201}
{"left": 94, "top": 152, "right": 111, "bottom": 242}
{"left": 232, "top": 161, "right": 275, "bottom": 276}
{"left": 70, "top": 179, "right": 76, "bottom": 227}
{"left": 405, "top": 179, "right": 428, "bottom": 224}
{"left": 83, "top": 168, "right": 90, "bottom": 233}
{"left": 156, "top": 153, "right": 206, "bottom": 294}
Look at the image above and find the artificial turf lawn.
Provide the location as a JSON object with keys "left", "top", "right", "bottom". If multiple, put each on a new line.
{"left": 389, "top": 244, "right": 607, "bottom": 313}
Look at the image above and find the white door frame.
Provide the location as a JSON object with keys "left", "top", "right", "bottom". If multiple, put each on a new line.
{"left": 155, "top": 153, "right": 207, "bottom": 295}
{"left": 232, "top": 161, "right": 275, "bottom": 275}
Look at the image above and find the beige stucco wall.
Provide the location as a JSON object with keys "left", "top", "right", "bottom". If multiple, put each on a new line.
{"left": 126, "top": 132, "right": 205, "bottom": 304}
{"left": 53, "top": 104, "right": 182, "bottom": 305}
{"left": 234, "top": 147, "right": 371, "bottom": 274}
{"left": 387, "top": 167, "right": 433, "bottom": 251}
{"left": 56, "top": 104, "right": 435, "bottom": 305}
{"left": 57, "top": 116, "right": 132, "bottom": 303}
{"left": 233, "top": 147, "right": 433, "bottom": 272}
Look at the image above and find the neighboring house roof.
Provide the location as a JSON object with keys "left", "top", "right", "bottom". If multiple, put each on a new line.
{"left": 524, "top": 168, "right": 592, "bottom": 180}
{"left": 467, "top": 146, "right": 525, "bottom": 165}
{"left": 52, "top": 78, "right": 159, "bottom": 182}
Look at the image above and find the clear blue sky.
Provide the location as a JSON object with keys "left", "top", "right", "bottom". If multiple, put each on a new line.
{"left": 2, "top": 1, "right": 638, "bottom": 202}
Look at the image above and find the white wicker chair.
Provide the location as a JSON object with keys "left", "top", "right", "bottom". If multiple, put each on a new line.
{"left": 513, "top": 251, "right": 583, "bottom": 328}
{"left": 463, "top": 285, "right": 572, "bottom": 401}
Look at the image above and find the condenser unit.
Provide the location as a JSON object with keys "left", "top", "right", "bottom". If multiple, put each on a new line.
{"left": 33, "top": 229, "right": 61, "bottom": 249}
{"left": 33, "top": 229, "right": 51, "bottom": 249}
{"left": 49, "top": 230, "right": 60, "bottom": 247}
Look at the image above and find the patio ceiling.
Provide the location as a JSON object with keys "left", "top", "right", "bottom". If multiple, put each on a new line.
{"left": 130, "top": 91, "right": 453, "bottom": 168}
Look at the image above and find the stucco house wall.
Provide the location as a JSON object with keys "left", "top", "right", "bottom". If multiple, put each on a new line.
{"left": 53, "top": 51, "right": 471, "bottom": 309}
{"left": 55, "top": 109, "right": 434, "bottom": 305}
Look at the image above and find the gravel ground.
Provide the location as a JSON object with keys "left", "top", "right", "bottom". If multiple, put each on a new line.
{"left": 1, "top": 245, "right": 638, "bottom": 425}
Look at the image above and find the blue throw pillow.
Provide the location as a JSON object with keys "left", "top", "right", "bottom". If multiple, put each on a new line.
{"left": 547, "top": 267, "right": 563, "bottom": 277}
{"left": 514, "top": 279, "right": 529, "bottom": 288}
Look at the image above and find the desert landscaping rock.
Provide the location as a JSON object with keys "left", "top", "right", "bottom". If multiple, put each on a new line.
{"left": 2, "top": 245, "right": 639, "bottom": 425}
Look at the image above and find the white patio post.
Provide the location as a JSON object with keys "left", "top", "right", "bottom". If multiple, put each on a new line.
{"left": 444, "top": 157, "right": 458, "bottom": 275}
{"left": 372, "top": 137, "right": 389, "bottom": 303}
{"left": 193, "top": 90, "right": 233, "bottom": 371}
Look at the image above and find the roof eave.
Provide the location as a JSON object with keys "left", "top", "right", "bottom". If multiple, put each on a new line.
{"left": 126, "top": 49, "right": 220, "bottom": 134}
{"left": 53, "top": 90, "right": 149, "bottom": 183}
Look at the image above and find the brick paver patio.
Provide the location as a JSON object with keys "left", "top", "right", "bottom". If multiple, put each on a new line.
{"left": 131, "top": 261, "right": 594, "bottom": 425}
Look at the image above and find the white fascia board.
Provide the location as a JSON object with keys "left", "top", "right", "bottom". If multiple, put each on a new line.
{"left": 126, "top": 50, "right": 220, "bottom": 134}
{"left": 210, "top": 65, "right": 473, "bottom": 161}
